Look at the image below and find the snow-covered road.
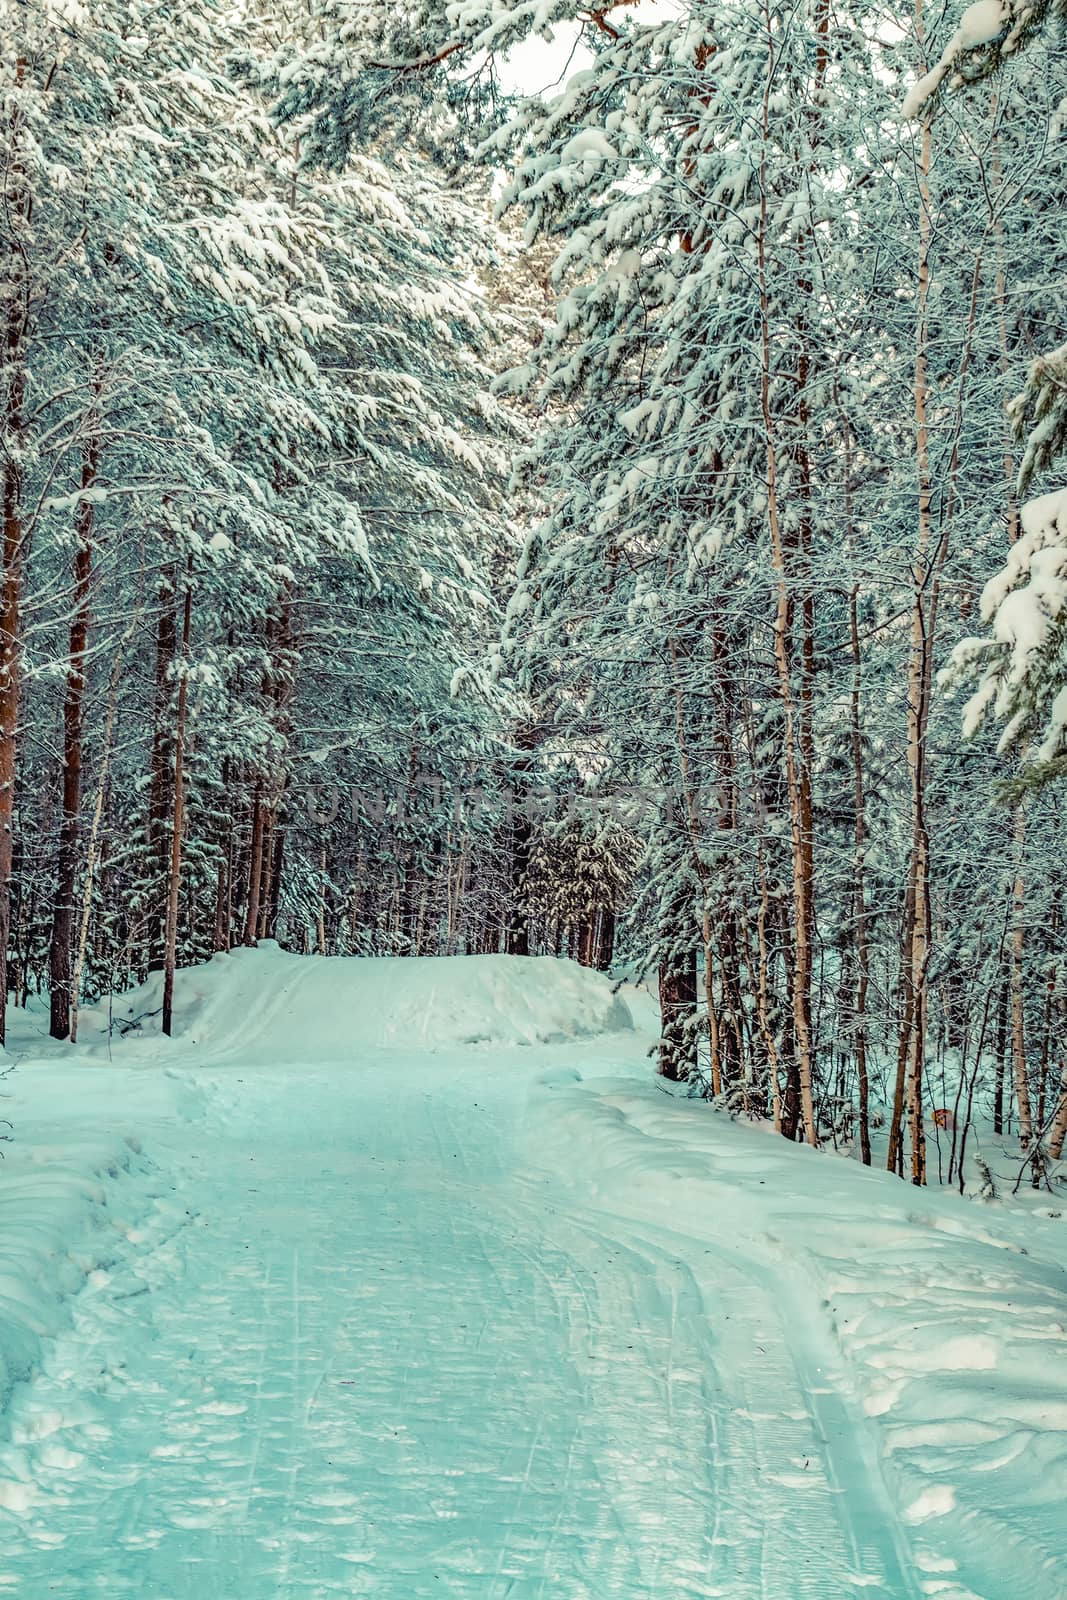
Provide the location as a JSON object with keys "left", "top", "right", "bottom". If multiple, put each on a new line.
{"left": 1, "top": 952, "right": 1065, "bottom": 1599}
{"left": 0, "top": 1050, "right": 911, "bottom": 1598}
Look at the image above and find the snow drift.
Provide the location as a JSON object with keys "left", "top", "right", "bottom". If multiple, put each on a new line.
{"left": 68, "top": 947, "right": 635, "bottom": 1062}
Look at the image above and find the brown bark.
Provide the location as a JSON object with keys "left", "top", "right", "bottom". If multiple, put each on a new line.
{"left": 887, "top": 880, "right": 917, "bottom": 1177}
{"left": 242, "top": 786, "right": 266, "bottom": 946}
{"left": 264, "top": 822, "right": 285, "bottom": 941}
{"left": 897, "top": 8, "right": 994, "bottom": 1183}
{"left": 993, "top": 980, "right": 1008, "bottom": 1134}
{"left": 849, "top": 585, "right": 872, "bottom": 1166}
{"left": 0, "top": 59, "right": 29, "bottom": 1045}
{"left": 69, "top": 625, "right": 132, "bottom": 1043}
{"left": 213, "top": 758, "right": 232, "bottom": 952}
{"left": 49, "top": 433, "right": 99, "bottom": 1038}
{"left": 667, "top": 631, "right": 720, "bottom": 1091}
{"left": 756, "top": 5, "right": 817, "bottom": 1145}
{"left": 146, "top": 573, "right": 177, "bottom": 970}
{"left": 161, "top": 565, "right": 192, "bottom": 1036}
{"left": 257, "top": 807, "right": 276, "bottom": 940}
{"left": 1009, "top": 806, "right": 1033, "bottom": 1149}
{"left": 506, "top": 722, "right": 538, "bottom": 956}
{"left": 577, "top": 916, "right": 595, "bottom": 969}
{"left": 658, "top": 955, "right": 697, "bottom": 1081}
{"left": 213, "top": 855, "right": 230, "bottom": 953}
{"left": 900, "top": 53, "right": 936, "bottom": 1186}
{"left": 594, "top": 907, "right": 615, "bottom": 973}
{"left": 316, "top": 846, "right": 327, "bottom": 957}
{"left": 1048, "top": 970, "right": 1067, "bottom": 1160}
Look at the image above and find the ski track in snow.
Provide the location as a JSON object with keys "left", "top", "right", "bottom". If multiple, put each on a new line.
{"left": 0, "top": 959, "right": 1060, "bottom": 1599}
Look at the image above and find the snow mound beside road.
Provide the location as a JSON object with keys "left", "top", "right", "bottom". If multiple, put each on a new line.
{"left": 0, "top": 1066, "right": 192, "bottom": 1447}
{"left": 68, "top": 947, "right": 635, "bottom": 1061}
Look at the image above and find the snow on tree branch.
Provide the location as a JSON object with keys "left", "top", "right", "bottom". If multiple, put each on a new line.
{"left": 901, "top": 0, "right": 1065, "bottom": 119}
{"left": 948, "top": 487, "right": 1067, "bottom": 764}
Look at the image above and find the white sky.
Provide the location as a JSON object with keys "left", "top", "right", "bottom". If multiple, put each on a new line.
{"left": 498, "top": 24, "right": 590, "bottom": 96}
{"left": 498, "top": 2, "right": 675, "bottom": 96}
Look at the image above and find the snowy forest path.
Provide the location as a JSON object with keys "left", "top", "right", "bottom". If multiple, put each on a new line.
{"left": 1, "top": 1042, "right": 918, "bottom": 1598}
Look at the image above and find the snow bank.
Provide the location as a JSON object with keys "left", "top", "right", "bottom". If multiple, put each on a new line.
{"left": 526, "top": 1074, "right": 1067, "bottom": 1599}
{"left": 63, "top": 946, "right": 634, "bottom": 1062}
{"left": 0, "top": 1067, "right": 190, "bottom": 1442}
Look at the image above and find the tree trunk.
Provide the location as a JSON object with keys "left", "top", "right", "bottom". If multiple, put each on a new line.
{"left": 993, "top": 979, "right": 1008, "bottom": 1134}
{"left": 146, "top": 573, "right": 177, "bottom": 971}
{"left": 1009, "top": 805, "right": 1033, "bottom": 1148}
{"left": 70, "top": 624, "right": 132, "bottom": 1043}
{"left": 756, "top": 13, "right": 816, "bottom": 1145}
{"left": 49, "top": 435, "right": 99, "bottom": 1038}
{"left": 264, "top": 822, "right": 285, "bottom": 940}
{"left": 899, "top": 71, "right": 936, "bottom": 1187}
{"left": 316, "top": 845, "right": 327, "bottom": 956}
{"left": 506, "top": 722, "right": 539, "bottom": 956}
{"left": 849, "top": 585, "right": 872, "bottom": 1166}
{"left": 161, "top": 566, "right": 193, "bottom": 1037}
{"left": 1048, "top": 983, "right": 1067, "bottom": 1160}
{"left": 594, "top": 907, "right": 615, "bottom": 973}
{"left": 213, "top": 854, "right": 230, "bottom": 953}
{"left": 242, "top": 786, "right": 266, "bottom": 947}
{"left": 577, "top": 916, "right": 595, "bottom": 969}
{"left": 257, "top": 807, "right": 276, "bottom": 940}
{"left": 0, "top": 60, "right": 29, "bottom": 1044}
{"left": 659, "top": 955, "right": 697, "bottom": 1081}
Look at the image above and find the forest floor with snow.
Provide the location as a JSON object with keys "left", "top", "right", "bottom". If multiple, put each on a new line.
{"left": 0, "top": 949, "right": 1064, "bottom": 1599}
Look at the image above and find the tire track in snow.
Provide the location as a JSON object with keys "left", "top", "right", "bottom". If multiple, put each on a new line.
{"left": 1, "top": 1052, "right": 924, "bottom": 1598}
{"left": 512, "top": 1115, "right": 926, "bottom": 1600}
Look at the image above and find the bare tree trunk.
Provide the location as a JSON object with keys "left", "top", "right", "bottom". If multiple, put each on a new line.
{"left": 849, "top": 585, "right": 872, "bottom": 1166}
{"left": 264, "top": 824, "right": 285, "bottom": 941}
{"left": 667, "top": 631, "right": 721, "bottom": 1091}
{"left": 257, "top": 807, "right": 276, "bottom": 940}
{"left": 993, "top": 979, "right": 1008, "bottom": 1133}
{"left": 212, "top": 759, "right": 232, "bottom": 953}
{"left": 897, "top": 10, "right": 994, "bottom": 1183}
{"left": 887, "top": 881, "right": 916, "bottom": 1176}
{"left": 1045, "top": 901, "right": 1067, "bottom": 1159}
{"left": 69, "top": 628, "right": 131, "bottom": 1044}
{"left": 757, "top": 7, "right": 816, "bottom": 1145}
{"left": 242, "top": 787, "right": 266, "bottom": 947}
{"left": 316, "top": 846, "right": 327, "bottom": 956}
{"left": 1048, "top": 974, "right": 1067, "bottom": 1160}
{"left": 161, "top": 565, "right": 193, "bottom": 1037}
{"left": 146, "top": 573, "right": 177, "bottom": 971}
{"left": 506, "top": 723, "right": 537, "bottom": 956}
{"left": 899, "top": 65, "right": 936, "bottom": 1187}
{"left": 213, "top": 855, "right": 229, "bottom": 953}
{"left": 1009, "top": 806, "right": 1033, "bottom": 1149}
{"left": 0, "top": 60, "right": 29, "bottom": 1044}
{"left": 594, "top": 907, "right": 615, "bottom": 973}
{"left": 49, "top": 432, "right": 99, "bottom": 1038}
{"left": 659, "top": 955, "right": 697, "bottom": 1081}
